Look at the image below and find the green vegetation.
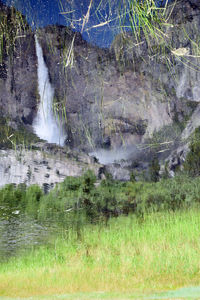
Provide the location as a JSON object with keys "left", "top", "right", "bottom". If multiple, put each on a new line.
{"left": 0, "top": 171, "right": 200, "bottom": 226}
{"left": 1, "top": 126, "right": 200, "bottom": 298}
{"left": 2, "top": 1, "right": 200, "bottom": 298}
{"left": 0, "top": 209, "right": 200, "bottom": 298}
{"left": 149, "top": 156, "right": 160, "bottom": 182}
{"left": 184, "top": 127, "right": 200, "bottom": 176}
{"left": 0, "top": 116, "right": 40, "bottom": 149}
{"left": 145, "top": 122, "right": 184, "bottom": 152}
{"left": 2, "top": 169, "right": 200, "bottom": 228}
{"left": 0, "top": 3, "right": 29, "bottom": 63}
{"left": 119, "top": 0, "right": 170, "bottom": 47}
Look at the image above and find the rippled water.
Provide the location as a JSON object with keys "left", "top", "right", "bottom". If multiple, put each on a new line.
{"left": 0, "top": 206, "right": 56, "bottom": 261}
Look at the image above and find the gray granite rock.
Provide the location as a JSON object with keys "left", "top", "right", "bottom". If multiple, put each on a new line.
{"left": 0, "top": 147, "right": 101, "bottom": 189}
{"left": 1, "top": 0, "right": 200, "bottom": 183}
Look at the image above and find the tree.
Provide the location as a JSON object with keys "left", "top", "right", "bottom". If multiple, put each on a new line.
{"left": 149, "top": 156, "right": 160, "bottom": 182}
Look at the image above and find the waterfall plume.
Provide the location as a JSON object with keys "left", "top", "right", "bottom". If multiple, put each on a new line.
{"left": 33, "top": 35, "right": 66, "bottom": 146}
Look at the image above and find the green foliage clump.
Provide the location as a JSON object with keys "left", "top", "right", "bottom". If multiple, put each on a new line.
{"left": 23, "top": 185, "right": 43, "bottom": 218}
{"left": 0, "top": 184, "right": 25, "bottom": 208}
{"left": 149, "top": 156, "right": 160, "bottom": 182}
{"left": 0, "top": 183, "right": 43, "bottom": 217}
{"left": 38, "top": 170, "right": 96, "bottom": 223}
{"left": 184, "top": 128, "right": 200, "bottom": 177}
{"left": 37, "top": 171, "right": 200, "bottom": 225}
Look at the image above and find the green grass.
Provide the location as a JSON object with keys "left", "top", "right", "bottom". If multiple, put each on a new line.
{"left": 1, "top": 209, "right": 200, "bottom": 298}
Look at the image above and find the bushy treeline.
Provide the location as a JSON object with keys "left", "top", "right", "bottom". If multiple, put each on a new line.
{"left": 1, "top": 127, "right": 200, "bottom": 229}
{"left": 1, "top": 170, "right": 200, "bottom": 229}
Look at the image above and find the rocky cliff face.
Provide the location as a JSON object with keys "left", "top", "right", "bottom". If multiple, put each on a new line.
{"left": 1, "top": 0, "right": 200, "bottom": 185}
{"left": 0, "top": 2, "right": 38, "bottom": 125}
{"left": 36, "top": 0, "right": 200, "bottom": 157}
{"left": 0, "top": 144, "right": 101, "bottom": 190}
{"left": 37, "top": 26, "right": 173, "bottom": 152}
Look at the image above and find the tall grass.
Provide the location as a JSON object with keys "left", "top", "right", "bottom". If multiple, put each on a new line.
{"left": 0, "top": 209, "right": 200, "bottom": 297}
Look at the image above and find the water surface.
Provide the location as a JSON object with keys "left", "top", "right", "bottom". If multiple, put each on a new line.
{"left": 0, "top": 206, "right": 57, "bottom": 261}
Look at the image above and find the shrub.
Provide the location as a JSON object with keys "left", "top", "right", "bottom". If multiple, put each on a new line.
{"left": 23, "top": 185, "right": 43, "bottom": 218}
{"left": 184, "top": 127, "right": 200, "bottom": 176}
{"left": 0, "top": 184, "right": 25, "bottom": 207}
{"left": 2, "top": 169, "right": 200, "bottom": 229}
{"left": 149, "top": 156, "right": 160, "bottom": 182}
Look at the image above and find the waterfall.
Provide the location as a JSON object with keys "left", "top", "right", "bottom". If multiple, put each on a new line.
{"left": 33, "top": 36, "right": 66, "bottom": 146}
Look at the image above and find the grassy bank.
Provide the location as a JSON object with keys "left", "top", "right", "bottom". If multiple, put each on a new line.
{"left": 0, "top": 209, "right": 200, "bottom": 298}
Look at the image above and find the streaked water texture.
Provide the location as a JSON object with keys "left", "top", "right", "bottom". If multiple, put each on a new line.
{"left": 0, "top": 206, "right": 55, "bottom": 260}
{"left": 33, "top": 36, "right": 66, "bottom": 146}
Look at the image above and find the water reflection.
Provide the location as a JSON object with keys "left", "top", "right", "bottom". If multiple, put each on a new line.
{"left": 0, "top": 206, "right": 56, "bottom": 261}
{"left": 146, "top": 286, "right": 200, "bottom": 299}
